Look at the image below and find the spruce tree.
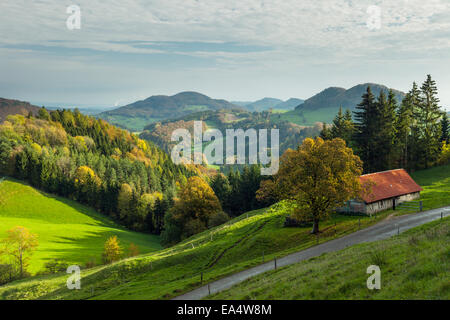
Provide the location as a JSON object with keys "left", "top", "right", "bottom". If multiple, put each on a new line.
{"left": 413, "top": 75, "right": 443, "bottom": 168}
{"left": 395, "top": 90, "right": 414, "bottom": 169}
{"left": 353, "top": 86, "right": 378, "bottom": 173}
{"left": 440, "top": 113, "right": 449, "bottom": 144}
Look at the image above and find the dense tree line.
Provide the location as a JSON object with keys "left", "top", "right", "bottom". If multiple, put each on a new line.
{"left": 321, "top": 75, "right": 448, "bottom": 172}
{"left": 0, "top": 109, "right": 195, "bottom": 233}
{"left": 210, "top": 165, "right": 267, "bottom": 216}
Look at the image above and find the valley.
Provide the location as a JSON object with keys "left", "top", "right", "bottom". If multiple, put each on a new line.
{"left": 0, "top": 163, "right": 448, "bottom": 299}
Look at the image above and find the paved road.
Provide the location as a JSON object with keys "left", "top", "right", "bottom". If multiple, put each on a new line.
{"left": 174, "top": 206, "right": 450, "bottom": 300}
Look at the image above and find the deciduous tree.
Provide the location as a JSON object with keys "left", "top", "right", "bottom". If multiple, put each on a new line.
{"left": 275, "top": 137, "right": 363, "bottom": 234}
{"left": 0, "top": 226, "right": 38, "bottom": 277}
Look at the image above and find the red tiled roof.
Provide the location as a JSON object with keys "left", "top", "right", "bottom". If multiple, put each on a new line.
{"left": 359, "top": 169, "right": 423, "bottom": 204}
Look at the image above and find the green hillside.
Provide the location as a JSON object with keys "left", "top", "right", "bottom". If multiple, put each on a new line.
{"left": 0, "top": 178, "right": 161, "bottom": 274}
{"left": 1, "top": 163, "right": 448, "bottom": 300}
{"left": 280, "top": 84, "right": 405, "bottom": 126}
{"left": 0, "top": 204, "right": 390, "bottom": 300}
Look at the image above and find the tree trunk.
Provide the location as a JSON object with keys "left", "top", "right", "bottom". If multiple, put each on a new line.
{"left": 20, "top": 251, "right": 23, "bottom": 278}
{"left": 311, "top": 218, "right": 320, "bottom": 234}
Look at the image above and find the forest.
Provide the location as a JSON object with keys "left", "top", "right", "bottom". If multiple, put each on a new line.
{"left": 320, "top": 75, "right": 449, "bottom": 173}
{"left": 0, "top": 109, "right": 194, "bottom": 234}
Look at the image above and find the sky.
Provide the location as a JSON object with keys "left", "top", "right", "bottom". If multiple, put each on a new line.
{"left": 0, "top": 0, "right": 449, "bottom": 110}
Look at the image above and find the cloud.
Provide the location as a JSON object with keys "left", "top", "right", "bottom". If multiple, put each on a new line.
{"left": 0, "top": 0, "right": 449, "bottom": 107}
{"left": 1, "top": 0, "right": 449, "bottom": 55}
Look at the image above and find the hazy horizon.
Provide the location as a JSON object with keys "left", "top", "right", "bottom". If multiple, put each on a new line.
{"left": 1, "top": 1, "right": 449, "bottom": 111}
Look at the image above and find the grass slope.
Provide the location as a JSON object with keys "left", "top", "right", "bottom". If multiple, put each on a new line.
{"left": 0, "top": 164, "right": 448, "bottom": 300}
{"left": 209, "top": 217, "right": 450, "bottom": 300}
{"left": 0, "top": 178, "right": 161, "bottom": 273}
{"left": 278, "top": 106, "right": 338, "bottom": 126}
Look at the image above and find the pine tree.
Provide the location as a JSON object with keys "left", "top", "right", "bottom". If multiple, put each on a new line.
{"left": 319, "top": 122, "right": 332, "bottom": 140}
{"left": 413, "top": 75, "right": 443, "bottom": 168}
{"left": 374, "top": 89, "right": 397, "bottom": 170}
{"left": 440, "top": 113, "right": 449, "bottom": 143}
{"left": 353, "top": 86, "right": 378, "bottom": 172}
{"left": 395, "top": 90, "right": 414, "bottom": 169}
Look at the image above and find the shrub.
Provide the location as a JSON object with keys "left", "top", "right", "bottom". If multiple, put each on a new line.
{"left": 0, "top": 264, "right": 16, "bottom": 285}
{"left": 43, "top": 260, "right": 69, "bottom": 274}
{"left": 127, "top": 243, "right": 140, "bottom": 258}
{"left": 85, "top": 257, "right": 96, "bottom": 269}
{"left": 208, "top": 211, "right": 230, "bottom": 228}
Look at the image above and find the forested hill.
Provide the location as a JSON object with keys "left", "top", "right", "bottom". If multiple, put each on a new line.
{"left": 0, "top": 98, "right": 40, "bottom": 122}
{"left": 99, "top": 91, "right": 241, "bottom": 131}
{"left": 0, "top": 108, "right": 196, "bottom": 233}
{"left": 296, "top": 83, "right": 405, "bottom": 111}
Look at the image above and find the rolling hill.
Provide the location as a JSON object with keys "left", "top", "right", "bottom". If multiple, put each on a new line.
{"left": 139, "top": 108, "right": 322, "bottom": 158}
{"left": 279, "top": 83, "right": 406, "bottom": 126}
{"left": 1, "top": 163, "right": 448, "bottom": 300}
{"left": 243, "top": 98, "right": 283, "bottom": 112}
{"left": 273, "top": 98, "right": 304, "bottom": 110}
{"left": 99, "top": 92, "right": 241, "bottom": 131}
{"left": 0, "top": 98, "right": 40, "bottom": 122}
{"left": 0, "top": 178, "right": 161, "bottom": 274}
{"left": 232, "top": 98, "right": 304, "bottom": 112}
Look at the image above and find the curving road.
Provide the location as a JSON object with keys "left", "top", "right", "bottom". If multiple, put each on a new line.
{"left": 174, "top": 206, "right": 450, "bottom": 300}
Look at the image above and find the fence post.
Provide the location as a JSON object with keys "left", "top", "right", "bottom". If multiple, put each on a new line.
{"left": 262, "top": 250, "right": 265, "bottom": 263}
{"left": 397, "top": 225, "right": 400, "bottom": 236}
{"left": 208, "top": 283, "right": 211, "bottom": 295}
{"left": 441, "top": 212, "right": 443, "bottom": 220}
{"left": 419, "top": 201, "right": 423, "bottom": 212}
{"left": 334, "top": 222, "right": 337, "bottom": 237}
{"left": 201, "top": 272, "right": 203, "bottom": 284}
{"left": 358, "top": 218, "right": 361, "bottom": 230}
{"left": 274, "top": 257, "right": 277, "bottom": 270}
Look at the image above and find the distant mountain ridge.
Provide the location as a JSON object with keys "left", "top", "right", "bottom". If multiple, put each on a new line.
{"left": 102, "top": 91, "right": 239, "bottom": 119}
{"left": 296, "top": 83, "right": 405, "bottom": 111}
{"left": 232, "top": 97, "right": 304, "bottom": 112}
{"left": 274, "top": 98, "right": 305, "bottom": 110}
{"left": 99, "top": 91, "right": 241, "bottom": 131}
{"left": 0, "top": 98, "right": 40, "bottom": 122}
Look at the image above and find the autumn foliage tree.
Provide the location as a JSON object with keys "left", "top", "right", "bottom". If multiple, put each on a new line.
{"left": 102, "top": 236, "right": 122, "bottom": 264}
{"left": 275, "top": 137, "right": 363, "bottom": 234}
{"left": 161, "top": 176, "right": 221, "bottom": 245}
{"left": 0, "top": 226, "right": 38, "bottom": 277}
{"left": 127, "top": 243, "right": 140, "bottom": 258}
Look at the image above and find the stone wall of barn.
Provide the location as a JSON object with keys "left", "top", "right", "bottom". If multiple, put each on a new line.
{"left": 365, "top": 192, "right": 421, "bottom": 215}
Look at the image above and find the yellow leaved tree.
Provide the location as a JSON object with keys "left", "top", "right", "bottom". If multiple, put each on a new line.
{"left": 102, "top": 236, "right": 122, "bottom": 264}
{"left": 275, "top": 137, "right": 363, "bottom": 234}
{"left": 0, "top": 226, "right": 38, "bottom": 277}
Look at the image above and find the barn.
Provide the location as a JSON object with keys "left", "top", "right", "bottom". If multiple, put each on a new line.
{"left": 339, "top": 169, "right": 423, "bottom": 215}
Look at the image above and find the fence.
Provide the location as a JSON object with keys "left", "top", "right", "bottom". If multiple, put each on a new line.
{"left": 395, "top": 200, "right": 423, "bottom": 212}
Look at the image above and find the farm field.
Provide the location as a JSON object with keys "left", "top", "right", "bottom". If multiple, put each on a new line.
{"left": 0, "top": 178, "right": 162, "bottom": 274}
{"left": 0, "top": 163, "right": 448, "bottom": 300}
{"left": 278, "top": 106, "right": 339, "bottom": 126}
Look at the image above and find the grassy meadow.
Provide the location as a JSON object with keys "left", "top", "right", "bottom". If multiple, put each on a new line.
{"left": 278, "top": 106, "right": 339, "bottom": 126}
{"left": 209, "top": 217, "right": 450, "bottom": 300}
{"left": 0, "top": 178, "right": 161, "bottom": 274}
